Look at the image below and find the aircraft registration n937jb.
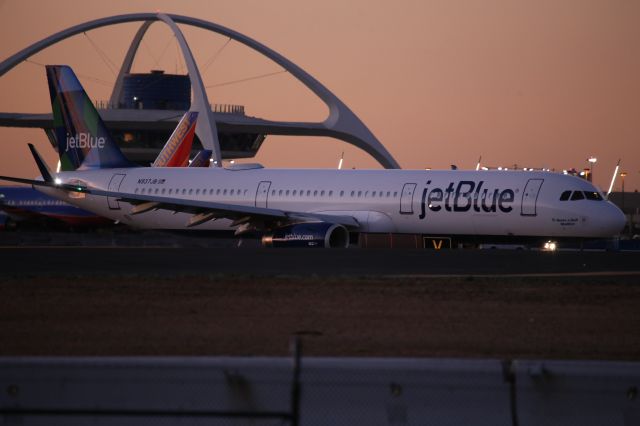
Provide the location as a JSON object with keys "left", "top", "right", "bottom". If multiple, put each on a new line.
{"left": 0, "top": 66, "right": 626, "bottom": 248}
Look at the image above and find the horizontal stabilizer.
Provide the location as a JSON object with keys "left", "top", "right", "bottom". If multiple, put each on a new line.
{"left": 0, "top": 175, "right": 86, "bottom": 194}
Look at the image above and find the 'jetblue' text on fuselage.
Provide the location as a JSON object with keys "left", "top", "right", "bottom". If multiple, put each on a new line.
{"left": 419, "top": 180, "right": 515, "bottom": 219}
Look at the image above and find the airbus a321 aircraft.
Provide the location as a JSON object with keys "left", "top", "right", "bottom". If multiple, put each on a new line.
{"left": 0, "top": 66, "right": 625, "bottom": 248}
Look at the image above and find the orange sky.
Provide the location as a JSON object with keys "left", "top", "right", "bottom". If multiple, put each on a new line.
{"left": 1, "top": 0, "right": 639, "bottom": 191}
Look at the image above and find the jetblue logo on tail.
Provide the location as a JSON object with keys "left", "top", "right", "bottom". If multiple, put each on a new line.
{"left": 65, "top": 133, "right": 106, "bottom": 152}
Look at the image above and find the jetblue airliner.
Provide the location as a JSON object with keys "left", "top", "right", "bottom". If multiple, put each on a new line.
{"left": 0, "top": 66, "right": 625, "bottom": 247}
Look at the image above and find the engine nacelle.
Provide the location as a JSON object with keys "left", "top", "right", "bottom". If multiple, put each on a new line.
{"left": 262, "top": 222, "right": 350, "bottom": 248}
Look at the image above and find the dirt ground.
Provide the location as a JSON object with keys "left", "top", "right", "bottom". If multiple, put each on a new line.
{"left": 1, "top": 274, "right": 639, "bottom": 360}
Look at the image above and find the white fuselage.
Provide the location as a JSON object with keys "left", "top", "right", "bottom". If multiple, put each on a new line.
{"left": 40, "top": 167, "right": 625, "bottom": 238}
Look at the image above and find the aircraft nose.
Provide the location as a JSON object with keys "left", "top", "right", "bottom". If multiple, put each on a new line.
{"left": 605, "top": 202, "right": 626, "bottom": 236}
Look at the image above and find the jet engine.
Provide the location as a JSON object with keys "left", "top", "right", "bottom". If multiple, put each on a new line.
{"left": 262, "top": 222, "right": 350, "bottom": 248}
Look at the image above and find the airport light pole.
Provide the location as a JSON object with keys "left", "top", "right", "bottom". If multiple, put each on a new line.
{"left": 588, "top": 157, "right": 597, "bottom": 183}
{"left": 620, "top": 171, "right": 627, "bottom": 211}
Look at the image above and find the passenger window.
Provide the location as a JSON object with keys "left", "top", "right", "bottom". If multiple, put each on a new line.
{"left": 141, "top": 188, "right": 146, "bottom": 194}
{"left": 393, "top": 192, "right": 398, "bottom": 197}
{"left": 340, "top": 191, "right": 344, "bottom": 197}
{"left": 188, "top": 189, "right": 193, "bottom": 195}
{"left": 196, "top": 189, "right": 200, "bottom": 195}
{"left": 169, "top": 189, "right": 173, "bottom": 194}
{"left": 584, "top": 191, "right": 602, "bottom": 201}
{"left": 230, "top": 189, "right": 234, "bottom": 195}
{"left": 209, "top": 189, "right": 213, "bottom": 195}
{"left": 307, "top": 190, "right": 311, "bottom": 196}
{"left": 560, "top": 190, "right": 571, "bottom": 201}
{"left": 293, "top": 190, "right": 297, "bottom": 196}
{"left": 223, "top": 189, "right": 227, "bottom": 195}
{"left": 320, "top": 190, "right": 325, "bottom": 197}
{"left": 357, "top": 191, "right": 362, "bottom": 197}
{"left": 571, "top": 191, "right": 584, "bottom": 201}
{"left": 286, "top": 190, "right": 290, "bottom": 196}
{"left": 313, "top": 190, "right": 318, "bottom": 196}
{"left": 279, "top": 190, "right": 283, "bottom": 196}
{"left": 351, "top": 191, "right": 355, "bottom": 197}
{"left": 161, "top": 188, "right": 166, "bottom": 194}
{"left": 386, "top": 191, "right": 391, "bottom": 197}
{"left": 372, "top": 191, "right": 376, "bottom": 197}
{"left": 271, "top": 190, "right": 275, "bottom": 196}
{"left": 134, "top": 188, "right": 139, "bottom": 194}
{"left": 329, "top": 191, "right": 333, "bottom": 197}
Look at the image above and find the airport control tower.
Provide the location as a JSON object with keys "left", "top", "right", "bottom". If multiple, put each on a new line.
{"left": 86, "top": 69, "right": 265, "bottom": 165}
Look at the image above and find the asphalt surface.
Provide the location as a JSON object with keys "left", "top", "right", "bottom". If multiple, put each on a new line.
{"left": 2, "top": 240, "right": 639, "bottom": 359}
{"left": 1, "top": 246, "right": 639, "bottom": 277}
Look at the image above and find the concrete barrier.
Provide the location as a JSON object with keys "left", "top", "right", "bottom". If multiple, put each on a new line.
{"left": 514, "top": 360, "right": 640, "bottom": 426}
{"left": 1, "top": 357, "right": 638, "bottom": 425}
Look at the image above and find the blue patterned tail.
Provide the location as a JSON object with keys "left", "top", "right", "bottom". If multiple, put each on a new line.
{"left": 46, "top": 65, "right": 133, "bottom": 170}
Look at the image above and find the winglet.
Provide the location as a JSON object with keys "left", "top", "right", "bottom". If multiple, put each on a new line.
{"left": 28, "top": 143, "right": 53, "bottom": 183}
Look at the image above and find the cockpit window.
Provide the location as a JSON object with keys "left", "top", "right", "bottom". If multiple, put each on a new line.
{"left": 560, "top": 190, "right": 571, "bottom": 201}
{"left": 583, "top": 191, "right": 603, "bottom": 201}
{"left": 570, "top": 191, "right": 585, "bottom": 201}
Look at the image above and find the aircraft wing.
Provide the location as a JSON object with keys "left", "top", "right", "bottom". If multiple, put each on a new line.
{"left": 85, "top": 187, "right": 361, "bottom": 230}
{"left": 0, "top": 175, "right": 360, "bottom": 230}
{"left": 0, "top": 176, "right": 360, "bottom": 231}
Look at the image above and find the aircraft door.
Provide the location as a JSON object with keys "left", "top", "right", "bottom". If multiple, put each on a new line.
{"left": 521, "top": 178, "right": 544, "bottom": 216}
{"left": 107, "top": 173, "right": 126, "bottom": 210}
{"left": 255, "top": 181, "right": 271, "bottom": 208}
{"left": 400, "top": 183, "right": 417, "bottom": 214}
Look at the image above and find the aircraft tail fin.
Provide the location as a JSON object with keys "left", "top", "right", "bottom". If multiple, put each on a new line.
{"left": 46, "top": 65, "right": 133, "bottom": 171}
{"left": 152, "top": 111, "right": 199, "bottom": 167}
{"left": 27, "top": 143, "right": 53, "bottom": 183}
{"left": 188, "top": 150, "right": 213, "bottom": 168}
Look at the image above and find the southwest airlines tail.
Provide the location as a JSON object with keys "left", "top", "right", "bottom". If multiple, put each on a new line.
{"left": 46, "top": 65, "right": 133, "bottom": 171}
{"left": 152, "top": 111, "right": 199, "bottom": 167}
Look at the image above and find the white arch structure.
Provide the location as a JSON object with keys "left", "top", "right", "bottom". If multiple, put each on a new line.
{"left": 0, "top": 13, "right": 400, "bottom": 169}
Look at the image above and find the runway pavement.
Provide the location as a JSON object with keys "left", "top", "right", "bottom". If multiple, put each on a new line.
{"left": 1, "top": 246, "right": 639, "bottom": 277}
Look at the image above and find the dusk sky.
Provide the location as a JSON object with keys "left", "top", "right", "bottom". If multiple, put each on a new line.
{"left": 1, "top": 0, "right": 639, "bottom": 191}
